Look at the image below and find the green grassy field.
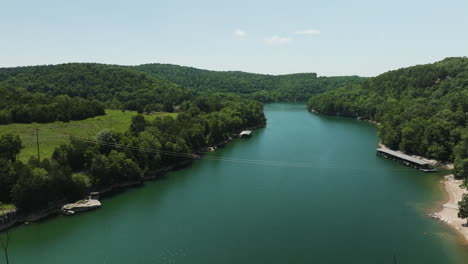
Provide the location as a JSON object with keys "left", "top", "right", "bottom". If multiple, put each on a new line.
{"left": 0, "top": 203, "right": 16, "bottom": 214}
{"left": 0, "top": 110, "right": 176, "bottom": 162}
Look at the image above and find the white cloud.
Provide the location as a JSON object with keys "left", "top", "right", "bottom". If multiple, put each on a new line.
{"left": 234, "top": 29, "right": 247, "bottom": 39}
{"left": 294, "top": 29, "right": 321, "bottom": 35}
{"left": 264, "top": 35, "right": 292, "bottom": 45}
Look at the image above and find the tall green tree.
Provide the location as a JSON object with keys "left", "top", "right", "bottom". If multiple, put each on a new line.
{"left": 129, "top": 114, "right": 147, "bottom": 134}
{"left": 458, "top": 194, "right": 468, "bottom": 225}
{"left": 0, "top": 159, "right": 17, "bottom": 203}
{"left": 454, "top": 158, "right": 468, "bottom": 180}
{"left": 0, "top": 134, "right": 23, "bottom": 162}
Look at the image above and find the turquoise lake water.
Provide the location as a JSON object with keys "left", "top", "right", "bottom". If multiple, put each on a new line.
{"left": 6, "top": 103, "right": 468, "bottom": 263}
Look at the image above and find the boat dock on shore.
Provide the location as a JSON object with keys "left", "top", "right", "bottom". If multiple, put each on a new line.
{"left": 239, "top": 130, "right": 252, "bottom": 138}
{"left": 376, "top": 148, "right": 437, "bottom": 172}
{"left": 61, "top": 199, "right": 101, "bottom": 216}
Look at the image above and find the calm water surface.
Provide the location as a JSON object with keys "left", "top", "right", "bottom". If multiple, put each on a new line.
{"left": 7, "top": 103, "right": 468, "bottom": 263}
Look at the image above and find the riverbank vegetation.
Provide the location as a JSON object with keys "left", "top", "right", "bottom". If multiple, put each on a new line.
{"left": 459, "top": 194, "right": 468, "bottom": 225}
{"left": 307, "top": 57, "right": 468, "bottom": 182}
{"left": 0, "top": 94, "right": 266, "bottom": 212}
{"left": 0, "top": 62, "right": 268, "bottom": 214}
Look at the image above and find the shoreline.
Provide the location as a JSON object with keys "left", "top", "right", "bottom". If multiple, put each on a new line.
{"left": 309, "top": 107, "right": 468, "bottom": 243}
{"left": 374, "top": 143, "right": 467, "bottom": 242}
{"left": 0, "top": 124, "right": 266, "bottom": 233}
{"left": 310, "top": 108, "right": 454, "bottom": 168}
{"left": 309, "top": 108, "right": 381, "bottom": 125}
{"left": 430, "top": 175, "right": 468, "bottom": 243}
{"left": 377, "top": 142, "right": 454, "bottom": 169}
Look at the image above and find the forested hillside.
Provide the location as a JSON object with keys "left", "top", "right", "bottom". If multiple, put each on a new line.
{"left": 0, "top": 63, "right": 193, "bottom": 121}
{"left": 307, "top": 57, "right": 468, "bottom": 179}
{"left": 0, "top": 88, "right": 104, "bottom": 124}
{"left": 0, "top": 62, "right": 362, "bottom": 124}
{"left": 131, "top": 63, "right": 365, "bottom": 101}
{"left": 0, "top": 63, "right": 269, "bottom": 212}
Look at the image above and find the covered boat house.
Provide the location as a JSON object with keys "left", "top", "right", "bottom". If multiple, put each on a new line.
{"left": 376, "top": 148, "right": 436, "bottom": 172}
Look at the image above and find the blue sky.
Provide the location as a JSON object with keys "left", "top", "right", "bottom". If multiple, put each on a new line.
{"left": 1, "top": 0, "right": 467, "bottom": 76}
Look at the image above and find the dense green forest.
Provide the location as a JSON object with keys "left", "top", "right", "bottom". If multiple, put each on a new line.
{"left": 0, "top": 63, "right": 363, "bottom": 124}
{"left": 0, "top": 94, "right": 266, "bottom": 211}
{"left": 0, "top": 90, "right": 105, "bottom": 124}
{"left": 0, "top": 63, "right": 193, "bottom": 117}
{"left": 131, "top": 63, "right": 365, "bottom": 102}
{"left": 307, "top": 57, "right": 468, "bottom": 180}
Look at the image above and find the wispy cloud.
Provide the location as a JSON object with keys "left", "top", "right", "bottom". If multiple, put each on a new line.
{"left": 234, "top": 29, "right": 247, "bottom": 39}
{"left": 294, "top": 29, "right": 321, "bottom": 35}
{"left": 264, "top": 35, "right": 292, "bottom": 45}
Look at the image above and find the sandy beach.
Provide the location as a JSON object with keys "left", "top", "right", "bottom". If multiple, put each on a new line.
{"left": 430, "top": 175, "right": 468, "bottom": 243}
{"left": 376, "top": 141, "right": 468, "bottom": 244}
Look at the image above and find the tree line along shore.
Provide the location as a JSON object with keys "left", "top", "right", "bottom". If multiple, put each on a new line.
{"left": 308, "top": 57, "right": 468, "bottom": 186}
{"left": 0, "top": 94, "right": 266, "bottom": 228}
{"left": 307, "top": 57, "right": 468, "bottom": 238}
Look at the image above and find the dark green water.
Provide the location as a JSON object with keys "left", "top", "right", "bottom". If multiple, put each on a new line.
{"left": 6, "top": 103, "right": 468, "bottom": 264}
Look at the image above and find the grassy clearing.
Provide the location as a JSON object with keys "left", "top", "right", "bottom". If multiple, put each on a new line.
{"left": 0, "top": 110, "right": 176, "bottom": 162}
{"left": 0, "top": 203, "right": 16, "bottom": 214}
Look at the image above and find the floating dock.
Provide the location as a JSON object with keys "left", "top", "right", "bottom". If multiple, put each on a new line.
{"left": 239, "top": 130, "right": 252, "bottom": 138}
{"left": 61, "top": 199, "right": 101, "bottom": 216}
{"left": 376, "top": 148, "right": 437, "bottom": 172}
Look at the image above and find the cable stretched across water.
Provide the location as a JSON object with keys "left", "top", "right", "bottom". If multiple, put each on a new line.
{"left": 72, "top": 136, "right": 341, "bottom": 168}
{"left": 71, "top": 136, "right": 415, "bottom": 171}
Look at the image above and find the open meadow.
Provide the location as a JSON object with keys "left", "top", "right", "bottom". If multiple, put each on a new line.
{"left": 0, "top": 110, "right": 175, "bottom": 162}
